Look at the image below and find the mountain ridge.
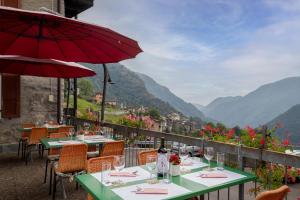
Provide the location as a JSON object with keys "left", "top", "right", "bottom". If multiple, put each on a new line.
{"left": 202, "top": 77, "right": 300, "bottom": 127}
{"left": 137, "top": 73, "right": 205, "bottom": 119}
{"left": 84, "top": 63, "right": 178, "bottom": 115}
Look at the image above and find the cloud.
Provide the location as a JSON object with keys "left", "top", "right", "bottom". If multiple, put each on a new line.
{"left": 80, "top": 0, "right": 300, "bottom": 105}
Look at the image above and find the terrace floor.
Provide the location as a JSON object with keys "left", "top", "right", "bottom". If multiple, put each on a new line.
{"left": 0, "top": 151, "right": 299, "bottom": 200}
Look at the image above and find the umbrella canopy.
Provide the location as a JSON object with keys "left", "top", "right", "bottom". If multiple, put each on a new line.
{"left": 0, "top": 55, "right": 96, "bottom": 78}
{"left": 0, "top": 6, "right": 142, "bottom": 63}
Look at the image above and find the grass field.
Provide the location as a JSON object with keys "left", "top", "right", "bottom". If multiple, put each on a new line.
{"left": 64, "top": 96, "right": 125, "bottom": 123}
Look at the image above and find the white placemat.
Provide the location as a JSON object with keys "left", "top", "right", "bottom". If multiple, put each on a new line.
{"left": 84, "top": 135, "right": 105, "bottom": 140}
{"left": 180, "top": 158, "right": 208, "bottom": 170}
{"left": 112, "top": 182, "right": 191, "bottom": 200}
{"left": 48, "top": 141, "right": 83, "bottom": 146}
{"left": 92, "top": 166, "right": 153, "bottom": 186}
{"left": 182, "top": 168, "right": 246, "bottom": 187}
{"left": 84, "top": 138, "right": 114, "bottom": 143}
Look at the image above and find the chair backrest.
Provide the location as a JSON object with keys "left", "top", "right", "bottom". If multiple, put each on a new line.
{"left": 58, "top": 125, "right": 73, "bottom": 133}
{"left": 21, "top": 123, "right": 35, "bottom": 137}
{"left": 100, "top": 141, "right": 125, "bottom": 157}
{"left": 28, "top": 127, "right": 48, "bottom": 145}
{"left": 48, "top": 132, "right": 67, "bottom": 155}
{"left": 138, "top": 149, "right": 157, "bottom": 165}
{"left": 57, "top": 144, "right": 88, "bottom": 173}
{"left": 256, "top": 185, "right": 290, "bottom": 200}
{"left": 87, "top": 156, "right": 115, "bottom": 173}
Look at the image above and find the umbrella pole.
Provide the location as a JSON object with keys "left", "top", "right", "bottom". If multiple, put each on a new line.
{"left": 57, "top": 78, "right": 61, "bottom": 123}
{"left": 66, "top": 79, "right": 70, "bottom": 110}
{"left": 100, "top": 64, "right": 108, "bottom": 125}
{"left": 73, "top": 78, "right": 78, "bottom": 128}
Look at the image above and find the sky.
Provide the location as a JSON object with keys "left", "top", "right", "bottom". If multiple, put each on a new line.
{"left": 80, "top": 0, "right": 300, "bottom": 106}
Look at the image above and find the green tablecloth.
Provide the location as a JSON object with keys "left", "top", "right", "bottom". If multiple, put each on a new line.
{"left": 17, "top": 126, "right": 60, "bottom": 133}
{"left": 75, "top": 163, "right": 256, "bottom": 200}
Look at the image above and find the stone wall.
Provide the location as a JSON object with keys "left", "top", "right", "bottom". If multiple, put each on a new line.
{"left": 0, "top": 0, "right": 65, "bottom": 144}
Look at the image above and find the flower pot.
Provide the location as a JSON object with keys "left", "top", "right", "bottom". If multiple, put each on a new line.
{"left": 170, "top": 164, "right": 180, "bottom": 176}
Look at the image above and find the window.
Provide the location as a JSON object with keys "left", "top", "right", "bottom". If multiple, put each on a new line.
{"left": 1, "top": 0, "right": 19, "bottom": 8}
{"left": 1, "top": 74, "right": 20, "bottom": 119}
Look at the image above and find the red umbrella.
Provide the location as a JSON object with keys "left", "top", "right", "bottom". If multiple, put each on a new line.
{"left": 0, "top": 6, "right": 142, "bottom": 63}
{"left": 0, "top": 55, "right": 96, "bottom": 78}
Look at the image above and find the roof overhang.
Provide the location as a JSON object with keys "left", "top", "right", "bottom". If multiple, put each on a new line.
{"left": 64, "top": 0, "right": 94, "bottom": 18}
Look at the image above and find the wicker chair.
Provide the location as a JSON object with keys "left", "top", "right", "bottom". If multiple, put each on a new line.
{"left": 25, "top": 127, "right": 48, "bottom": 165}
{"left": 100, "top": 141, "right": 125, "bottom": 157}
{"left": 86, "top": 156, "right": 115, "bottom": 200}
{"left": 52, "top": 144, "right": 88, "bottom": 200}
{"left": 44, "top": 132, "right": 67, "bottom": 184}
{"left": 58, "top": 125, "right": 73, "bottom": 133}
{"left": 256, "top": 185, "right": 290, "bottom": 200}
{"left": 18, "top": 123, "right": 35, "bottom": 158}
{"left": 137, "top": 149, "right": 157, "bottom": 165}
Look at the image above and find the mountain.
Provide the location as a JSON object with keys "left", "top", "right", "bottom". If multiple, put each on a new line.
{"left": 267, "top": 104, "right": 300, "bottom": 144}
{"left": 138, "top": 73, "right": 205, "bottom": 119}
{"left": 202, "top": 96, "right": 242, "bottom": 114}
{"left": 83, "top": 63, "right": 178, "bottom": 115}
{"left": 193, "top": 103, "right": 205, "bottom": 111}
{"left": 202, "top": 77, "right": 300, "bottom": 127}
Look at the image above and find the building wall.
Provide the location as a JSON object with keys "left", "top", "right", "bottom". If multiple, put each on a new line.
{"left": 0, "top": 0, "right": 65, "bottom": 144}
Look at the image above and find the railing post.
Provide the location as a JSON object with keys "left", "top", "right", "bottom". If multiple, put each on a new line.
{"left": 238, "top": 155, "right": 245, "bottom": 200}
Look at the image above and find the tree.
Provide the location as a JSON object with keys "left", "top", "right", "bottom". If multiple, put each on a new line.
{"left": 78, "top": 79, "right": 94, "bottom": 100}
{"left": 147, "top": 109, "right": 160, "bottom": 120}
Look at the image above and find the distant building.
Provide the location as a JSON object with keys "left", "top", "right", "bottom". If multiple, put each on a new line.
{"left": 94, "top": 92, "right": 103, "bottom": 104}
{"left": 167, "top": 112, "right": 181, "bottom": 121}
{"left": 106, "top": 98, "right": 117, "bottom": 107}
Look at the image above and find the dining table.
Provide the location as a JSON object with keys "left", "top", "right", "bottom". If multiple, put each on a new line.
{"left": 75, "top": 158, "right": 256, "bottom": 200}
{"left": 40, "top": 135, "right": 114, "bottom": 149}
{"left": 17, "top": 125, "right": 63, "bottom": 133}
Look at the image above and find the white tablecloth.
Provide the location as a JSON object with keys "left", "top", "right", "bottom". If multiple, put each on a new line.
{"left": 181, "top": 168, "right": 246, "bottom": 187}
{"left": 92, "top": 166, "right": 154, "bottom": 186}
{"left": 48, "top": 141, "right": 83, "bottom": 146}
{"left": 112, "top": 182, "right": 191, "bottom": 200}
{"left": 180, "top": 158, "right": 208, "bottom": 170}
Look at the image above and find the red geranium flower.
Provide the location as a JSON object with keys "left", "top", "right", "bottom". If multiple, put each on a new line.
{"left": 246, "top": 126, "right": 256, "bottom": 139}
{"left": 260, "top": 138, "right": 265, "bottom": 146}
{"left": 226, "top": 129, "right": 235, "bottom": 139}
{"left": 282, "top": 139, "right": 290, "bottom": 146}
{"left": 169, "top": 153, "right": 181, "bottom": 165}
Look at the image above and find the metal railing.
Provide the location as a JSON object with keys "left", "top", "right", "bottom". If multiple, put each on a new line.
{"left": 74, "top": 118, "right": 300, "bottom": 200}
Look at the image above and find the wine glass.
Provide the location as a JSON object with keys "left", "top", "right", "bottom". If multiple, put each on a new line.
{"left": 69, "top": 128, "right": 75, "bottom": 140}
{"left": 179, "top": 145, "right": 189, "bottom": 163}
{"left": 114, "top": 155, "right": 125, "bottom": 172}
{"left": 204, "top": 147, "right": 214, "bottom": 171}
{"left": 146, "top": 155, "right": 156, "bottom": 183}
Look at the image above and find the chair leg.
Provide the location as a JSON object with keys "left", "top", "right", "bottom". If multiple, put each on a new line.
{"left": 41, "top": 146, "right": 45, "bottom": 158}
{"left": 18, "top": 139, "right": 21, "bottom": 157}
{"left": 25, "top": 146, "right": 29, "bottom": 165}
{"left": 52, "top": 173, "right": 57, "bottom": 200}
{"left": 44, "top": 159, "right": 49, "bottom": 183}
{"left": 49, "top": 166, "right": 53, "bottom": 195}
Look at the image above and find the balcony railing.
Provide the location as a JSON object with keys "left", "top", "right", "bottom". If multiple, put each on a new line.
{"left": 74, "top": 118, "right": 300, "bottom": 200}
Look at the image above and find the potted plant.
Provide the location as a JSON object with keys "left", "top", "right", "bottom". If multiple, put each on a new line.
{"left": 169, "top": 153, "right": 181, "bottom": 176}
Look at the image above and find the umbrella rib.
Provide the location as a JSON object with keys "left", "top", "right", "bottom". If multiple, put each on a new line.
{"left": 50, "top": 27, "right": 99, "bottom": 62}
{"left": 2, "top": 20, "right": 37, "bottom": 55}
{"left": 46, "top": 26, "right": 68, "bottom": 60}
{"left": 62, "top": 24, "right": 141, "bottom": 52}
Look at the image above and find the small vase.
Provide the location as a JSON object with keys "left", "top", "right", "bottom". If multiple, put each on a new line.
{"left": 77, "top": 134, "right": 84, "bottom": 140}
{"left": 170, "top": 164, "right": 180, "bottom": 176}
